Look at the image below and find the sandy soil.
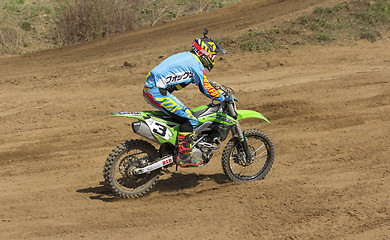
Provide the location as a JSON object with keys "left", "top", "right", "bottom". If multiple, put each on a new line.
{"left": 0, "top": 0, "right": 389, "bottom": 239}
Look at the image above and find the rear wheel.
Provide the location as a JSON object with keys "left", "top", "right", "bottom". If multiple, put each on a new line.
{"left": 103, "top": 139, "right": 160, "bottom": 198}
{"left": 222, "top": 129, "right": 274, "bottom": 182}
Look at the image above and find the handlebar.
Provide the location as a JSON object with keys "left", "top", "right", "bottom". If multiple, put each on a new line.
{"left": 210, "top": 81, "right": 237, "bottom": 102}
{"left": 210, "top": 81, "right": 238, "bottom": 119}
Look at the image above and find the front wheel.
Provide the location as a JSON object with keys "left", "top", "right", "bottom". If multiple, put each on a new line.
{"left": 103, "top": 139, "right": 161, "bottom": 198}
{"left": 222, "top": 129, "right": 275, "bottom": 182}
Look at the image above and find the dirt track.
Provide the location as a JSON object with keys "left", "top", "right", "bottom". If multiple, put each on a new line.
{"left": 0, "top": 0, "right": 389, "bottom": 239}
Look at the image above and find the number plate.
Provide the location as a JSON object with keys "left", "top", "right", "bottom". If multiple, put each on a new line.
{"left": 145, "top": 119, "right": 173, "bottom": 140}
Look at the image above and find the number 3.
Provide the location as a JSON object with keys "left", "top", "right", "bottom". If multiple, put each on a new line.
{"left": 153, "top": 122, "right": 167, "bottom": 137}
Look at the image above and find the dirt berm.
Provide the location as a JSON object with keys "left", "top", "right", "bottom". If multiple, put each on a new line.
{"left": 0, "top": 0, "right": 389, "bottom": 239}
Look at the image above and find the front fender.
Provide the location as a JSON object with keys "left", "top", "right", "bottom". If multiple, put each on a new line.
{"left": 236, "top": 110, "right": 270, "bottom": 123}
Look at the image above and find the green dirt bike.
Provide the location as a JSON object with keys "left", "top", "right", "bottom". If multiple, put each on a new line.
{"left": 104, "top": 82, "right": 275, "bottom": 198}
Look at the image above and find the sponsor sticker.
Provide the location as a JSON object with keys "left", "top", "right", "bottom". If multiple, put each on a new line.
{"left": 112, "top": 112, "right": 141, "bottom": 116}
{"left": 202, "top": 74, "right": 220, "bottom": 99}
{"left": 156, "top": 71, "right": 194, "bottom": 88}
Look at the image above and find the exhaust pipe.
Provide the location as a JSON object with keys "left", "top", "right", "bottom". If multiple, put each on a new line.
{"left": 132, "top": 121, "right": 159, "bottom": 143}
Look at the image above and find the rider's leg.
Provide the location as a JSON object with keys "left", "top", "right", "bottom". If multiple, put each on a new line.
{"left": 175, "top": 119, "right": 202, "bottom": 167}
{"left": 143, "top": 87, "right": 202, "bottom": 166}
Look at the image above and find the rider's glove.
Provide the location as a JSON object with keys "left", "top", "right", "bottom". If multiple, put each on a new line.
{"left": 223, "top": 95, "right": 234, "bottom": 102}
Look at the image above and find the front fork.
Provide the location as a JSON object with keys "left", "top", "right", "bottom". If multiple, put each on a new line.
{"left": 232, "top": 122, "right": 253, "bottom": 163}
{"left": 228, "top": 101, "right": 252, "bottom": 163}
{"left": 227, "top": 101, "right": 253, "bottom": 164}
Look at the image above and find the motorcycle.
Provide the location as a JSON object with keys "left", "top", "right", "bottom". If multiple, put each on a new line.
{"left": 104, "top": 82, "right": 275, "bottom": 198}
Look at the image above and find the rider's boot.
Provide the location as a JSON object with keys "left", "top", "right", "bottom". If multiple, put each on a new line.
{"left": 177, "top": 132, "right": 203, "bottom": 167}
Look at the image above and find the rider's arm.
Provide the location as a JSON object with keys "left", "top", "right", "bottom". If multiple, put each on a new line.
{"left": 196, "top": 69, "right": 226, "bottom": 102}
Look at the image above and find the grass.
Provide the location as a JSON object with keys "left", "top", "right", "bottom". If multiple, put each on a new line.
{"left": 0, "top": 0, "right": 242, "bottom": 55}
{"left": 221, "top": 0, "right": 390, "bottom": 52}
{"left": 0, "top": 0, "right": 60, "bottom": 54}
{"left": 1, "top": 0, "right": 389, "bottom": 55}
{"left": 20, "top": 22, "right": 32, "bottom": 31}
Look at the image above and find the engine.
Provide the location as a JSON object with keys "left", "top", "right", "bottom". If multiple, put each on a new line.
{"left": 191, "top": 135, "right": 220, "bottom": 163}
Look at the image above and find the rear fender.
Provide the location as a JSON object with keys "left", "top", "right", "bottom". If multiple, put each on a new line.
{"left": 110, "top": 112, "right": 146, "bottom": 121}
{"left": 236, "top": 110, "right": 270, "bottom": 123}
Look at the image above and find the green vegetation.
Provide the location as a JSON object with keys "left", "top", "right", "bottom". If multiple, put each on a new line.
{"left": 0, "top": 0, "right": 240, "bottom": 54}
{"left": 135, "top": 0, "right": 240, "bottom": 26}
{"left": 20, "top": 22, "right": 32, "bottom": 31}
{"left": 221, "top": 0, "right": 390, "bottom": 52}
{"left": 0, "top": 0, "right": 389, "bottom": 55}
{"left": 0, "top": 0, "right": 60, "bottom": 54}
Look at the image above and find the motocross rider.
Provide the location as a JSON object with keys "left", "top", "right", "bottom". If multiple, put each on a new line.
{"left": 143, "top": 30, "right": 230, "bottom": 167}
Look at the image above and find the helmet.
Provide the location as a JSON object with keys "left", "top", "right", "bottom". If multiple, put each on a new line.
{"left": 191, "top": 29, "right": 226, "bottom": 71}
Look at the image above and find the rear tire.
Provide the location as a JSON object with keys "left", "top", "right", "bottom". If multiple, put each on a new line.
{"left": 222, "top": 129, "right": 274, "bottom": 182}
{"left": 103, "top": 139, "right": 160, "bottom": 198}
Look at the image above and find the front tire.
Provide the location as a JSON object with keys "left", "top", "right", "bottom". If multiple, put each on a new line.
{"left": 103, "top": 139, "right": 160, "bottom": 198}
{"left": 222, "top": 129, "right": 275, "bottom": 182}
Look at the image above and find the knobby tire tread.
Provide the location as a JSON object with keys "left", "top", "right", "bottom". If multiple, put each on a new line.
{"left": 221, "top": 129, "right": 275, "bottom": 182}
{"left": 103, "top": 139, "right": 160, "bottom": 198}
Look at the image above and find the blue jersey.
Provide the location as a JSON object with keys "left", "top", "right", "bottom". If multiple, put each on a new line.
{"left": 145, "top": 52, "right": 225, "bottom": 102}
